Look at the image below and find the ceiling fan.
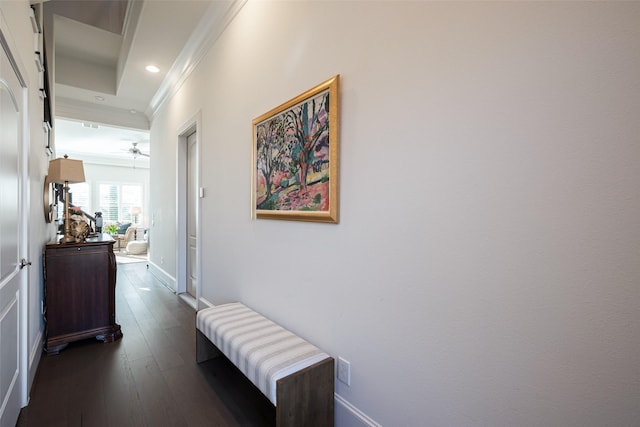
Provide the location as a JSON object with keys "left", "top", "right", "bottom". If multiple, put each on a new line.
{"left": 128, "top": 142, "right": 149, "bottom": 158}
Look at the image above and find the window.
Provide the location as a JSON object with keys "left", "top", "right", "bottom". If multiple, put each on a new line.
{"left": 68, "top": 182, "right": 90, "bottom": 212}
{"left": 98, "top": 183, "right": 143, "bottom": 223}
{"left": 56, "top": 182, "right": 90, "bottom": 221}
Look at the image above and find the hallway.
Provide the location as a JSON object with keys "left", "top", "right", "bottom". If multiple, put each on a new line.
{"left": 17, "top": 263, "right": 274, "bottom": 426}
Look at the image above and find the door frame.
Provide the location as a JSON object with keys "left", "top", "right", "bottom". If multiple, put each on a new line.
{"left": 17, "top": 45, "right": 29, "bottom": 410}
{"left": 176, "top": 112, "right": 202, "bottom": 308}
{"left": 0, "top": 22, "right": 30, "bottom": 418}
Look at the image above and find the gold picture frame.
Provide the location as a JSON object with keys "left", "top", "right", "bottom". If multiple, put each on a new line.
{"left": 252, "top": 75, "right": 339, "bottom": 223}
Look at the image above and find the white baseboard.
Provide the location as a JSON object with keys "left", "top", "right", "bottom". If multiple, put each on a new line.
{"left": 335, "top": 393, "right": 381, "bottom": 427}
{"left": 199, "top": 297, "right": 214, "bottom": 309}
{"left": 147, "top": 261, "right": 176, "bottom": 292}
{"left": 27, "top": 330, "right": 44, "bottom": 403}
{"left": 178, "top": 293, "right": 197, "bottom": 310}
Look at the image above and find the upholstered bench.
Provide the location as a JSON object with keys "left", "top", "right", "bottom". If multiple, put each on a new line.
{"left": 196, "top": 302, "right": 334, "bottom": 426}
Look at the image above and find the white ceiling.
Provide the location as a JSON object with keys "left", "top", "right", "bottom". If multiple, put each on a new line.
{"left": 45, "top": 0, "right": 236, "bottom": 164}
{"left": 55, "top": 118, "right": 151, "bottom": 168}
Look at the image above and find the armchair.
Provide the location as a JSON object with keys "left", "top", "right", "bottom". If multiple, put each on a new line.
{"left": 125, "top": 227, "right": 148, "bottom": 255}
{"left": 120, "top": 226, "right": 137, "bottom": 247}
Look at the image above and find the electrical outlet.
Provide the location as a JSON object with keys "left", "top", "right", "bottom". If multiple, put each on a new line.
{"left": 337, "top": 357, "right": 351, "bottom": 386}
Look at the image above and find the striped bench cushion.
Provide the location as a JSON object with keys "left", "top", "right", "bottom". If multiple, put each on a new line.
{"left": 196, "top": 302, "right": 330, "bottom": 405}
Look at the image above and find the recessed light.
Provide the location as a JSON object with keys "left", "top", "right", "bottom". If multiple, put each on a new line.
{"left": 129, "top": 109, "right": 137, "bottom": 114}
{"left": 145, "top": 65, "right": 160, "bottom": 73}
{"left": 94, "top": 95, "right": 105, "bottom": 101}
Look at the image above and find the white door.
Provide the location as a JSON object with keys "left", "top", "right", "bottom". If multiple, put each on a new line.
{"left": 186, "top": 132, "right": 197, "bottom": 298}
{"left": 0, "top": 37, "right": 27, "bottom": 427}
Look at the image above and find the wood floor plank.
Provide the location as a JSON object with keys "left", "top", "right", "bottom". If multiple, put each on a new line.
{"left": 100, "top": 343, "right": 148, "bottom": 427}
{"left": 137, "top": 316, "right": 187, "bottom": 371}
{"left": 128, "top": 356, "right": 188, "bottom": 426}
{"left": 17, "top": 261, "right": 278, "bottom": 427}
{"left": 120, "top": 319, "right": 154, "bottom": 362}
{"left": 161, "top": 364, "right": 232, "bottom": 427}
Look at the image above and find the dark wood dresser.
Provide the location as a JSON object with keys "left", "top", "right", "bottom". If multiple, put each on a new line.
{"left": 43, "top": 234, "right": 122, "bottom": 355}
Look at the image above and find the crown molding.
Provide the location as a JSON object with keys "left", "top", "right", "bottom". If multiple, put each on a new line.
{"left": 147, "top": 0, "right": 247, "bottom": 120}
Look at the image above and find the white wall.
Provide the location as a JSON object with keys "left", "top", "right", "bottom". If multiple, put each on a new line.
{"left": 150, "top": 2, "right": 640, "bottom": 426}
{"left": 0, "top": 0, "right": 52, "bottom": 399}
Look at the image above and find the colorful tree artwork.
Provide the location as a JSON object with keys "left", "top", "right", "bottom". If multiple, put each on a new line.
{"left": 253, "top": 75, "right": 339, "bottom": 223}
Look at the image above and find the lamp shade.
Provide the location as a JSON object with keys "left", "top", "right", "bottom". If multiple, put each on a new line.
{"left": 131, "top": 206, "right": 141, "bottom": 215}
{"left": 48, "top": 155, "right": 85, "bottom": 183}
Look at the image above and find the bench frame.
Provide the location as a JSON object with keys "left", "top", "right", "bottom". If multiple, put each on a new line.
{"left": 196, "top": 329, "right": 335, "bottom": 427}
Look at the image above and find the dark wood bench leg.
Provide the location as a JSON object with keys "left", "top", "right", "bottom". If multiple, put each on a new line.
{"left": 196, "top": 329, "right": 221, "bottom": 363}
{"left": 276, "top": 358, "right": 335, "bottom": 427}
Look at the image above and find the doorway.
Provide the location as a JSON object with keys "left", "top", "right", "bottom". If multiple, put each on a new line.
{"left": 186, "top": 132, "right": 197, "bottom": 299}
{"left": 176, "top": 115, "right": 201, "bottom": 309}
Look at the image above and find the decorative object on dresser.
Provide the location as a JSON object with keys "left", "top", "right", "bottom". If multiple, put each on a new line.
{"left": 43, "top": 234, "right": 122, "bottom": 355}
{"left": 47, "top": 155, "right": 86, "bottom": 243}
{"left": 69, "top": 219, "right": 90, "bottom": 241}
{"left": 94, "top": 211, "right": 103, "bottom": 232}
{"left": 67, "top": 205, "right": 91, "bottom": 239}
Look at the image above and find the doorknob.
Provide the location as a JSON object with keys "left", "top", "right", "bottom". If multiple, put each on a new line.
{"left": 20, "top": 258, "right": 32, "bottom": 269}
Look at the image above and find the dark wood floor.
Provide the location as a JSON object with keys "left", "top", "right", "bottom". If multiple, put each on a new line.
{"left": 17, "top": 262, "right": 275, "bottom": 427}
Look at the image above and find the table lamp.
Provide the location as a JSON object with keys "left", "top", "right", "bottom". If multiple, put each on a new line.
{"left": 131, "top": 206, "right": 141, "bottom": 224}
{"left": 48, "top": 155, "right": 86, "bottom": 243}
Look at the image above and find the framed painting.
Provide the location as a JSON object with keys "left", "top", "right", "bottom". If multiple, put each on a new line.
{"left": 252, "top": 75, "right": 339, "bottom": 223}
